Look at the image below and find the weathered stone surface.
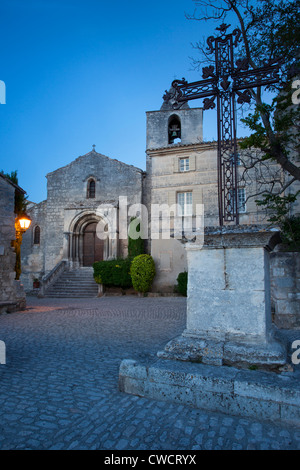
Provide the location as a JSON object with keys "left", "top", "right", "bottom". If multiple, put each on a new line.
{"left": 0, "top": 175, "right": 26, "bottom": 311}
{"left": 21, "top": 150, "right": 143, "bottom": 292}
{"left": 270, "top": 251, "right": 300, "bottom": 329}
{"left": 185, "top": 227, "right": 278, "bottom": 341}
{"left": 119, "top": 357, "right": 300, "bottom": 426}
{"left": 146, "top": 107, "right": 203, "bottom": 150}
{"left": 157, "top": 226, "right": 288, "bottom": 368}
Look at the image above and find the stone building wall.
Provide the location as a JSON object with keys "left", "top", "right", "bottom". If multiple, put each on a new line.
{"left": 145, "top": 140, "right": 274, "bottom": 292}
{"left": 21, "top": 149, "right": 144, "bottom": 290}
{"left": 0, "top": 175, "right": 26, "bottom": 310}
{"left": 146, "top": 107, "right": 203, "bottom": 149}
{"left": 144, "top": 91, "right": 296, "bottom": 293}
{"left": 270, "top": 251, "right": 300, "bottom": 329}
{"left": 0, "top": 176, "right": 16, "bottom": 303}
{"left": 20, "top": 200, "right": 47, "bottom": 292}
{"left": 44, "top": 150, "right": 143, "bottom": 272}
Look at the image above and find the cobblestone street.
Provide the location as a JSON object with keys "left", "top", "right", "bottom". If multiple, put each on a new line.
{"left": 0, "top": 296, "right": 299, "bottom": 450}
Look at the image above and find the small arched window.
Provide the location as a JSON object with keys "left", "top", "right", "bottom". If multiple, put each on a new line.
{"left": 87, "top": 179, "right": 96, "bottom": 199}
{"left": 33, "top": 226, "right": 40, "bottom": 245}
{"left": 168, "top": 115, "right": 181, "bottom": 144}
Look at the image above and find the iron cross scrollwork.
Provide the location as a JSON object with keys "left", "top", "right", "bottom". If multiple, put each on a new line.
{"left": 164, "top": 24, "right": 281, "bottom": 226}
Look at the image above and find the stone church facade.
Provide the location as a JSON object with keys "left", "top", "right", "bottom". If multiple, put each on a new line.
{"left": 21, "top": 94, "right": 299, "bottom": 295}
{"left": 21, "top": 151, "right": 144, "bottom": 292}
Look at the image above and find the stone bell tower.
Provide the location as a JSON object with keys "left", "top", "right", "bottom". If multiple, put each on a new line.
{"left": 146, "top": 87, "right": 203, "bottom": 150}
{"left": 144, "top": 89, "right": 205, "bottom": 292}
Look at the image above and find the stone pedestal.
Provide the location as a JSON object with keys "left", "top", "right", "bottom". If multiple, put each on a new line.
{"left": 158, "top": 225, "right": 286, "bottom": 369}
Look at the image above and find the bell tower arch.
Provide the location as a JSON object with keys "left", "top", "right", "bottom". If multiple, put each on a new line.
{"left": 146, "top": 91, "right": 203, "bottom": 150}
{"left": 168, "top": 114, "right": 181, "bottom": 144}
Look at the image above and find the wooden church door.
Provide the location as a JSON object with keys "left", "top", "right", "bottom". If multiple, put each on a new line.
{"left": 83, "top": 222, "right": 104, "bottom": 266}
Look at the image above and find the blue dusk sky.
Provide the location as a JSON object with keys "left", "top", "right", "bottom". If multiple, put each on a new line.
{"left": 0, "top": 0, "right": 247, "bottom": 203}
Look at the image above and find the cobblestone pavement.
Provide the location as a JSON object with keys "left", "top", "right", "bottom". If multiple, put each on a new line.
{"left": 0, "top": 296, "right": 299, "bottom": 451}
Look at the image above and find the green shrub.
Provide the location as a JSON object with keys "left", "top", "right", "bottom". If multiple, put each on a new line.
{"left": 128, "top": 217, "right": 145, "bottom": 259}
{"left": 175, "top": 271, "right": 188, "bottom": 296}
{"left": 93, "top": 259, "right": 132, "bottom": 288}
{"left": 94, "top": 274, "right": 102, "bottom": 284}
{"left": 130, "top": 254, "right": 156, "bottom": 293}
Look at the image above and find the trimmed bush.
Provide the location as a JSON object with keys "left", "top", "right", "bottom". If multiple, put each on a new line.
{"left": 175, "top": 271, "right": 188, "bottom": 296}
{"left": 93, "top": 259, "right": 132, "bottom": 288}
{"left": 128, "top": 217, "right": 145, "bottom": 259}
{"left": 130, "top": 254, "right": 156, "bottom": 293}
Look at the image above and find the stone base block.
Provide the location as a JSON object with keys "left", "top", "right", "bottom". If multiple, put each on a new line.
{"left": 0, "top": 301, "right": 17, "bottom": 314}
{"left": 157, "top": 333, "right": 287, "bottom": 370}
{"left": 119, "top": 359, "right": 300, "bottom": 426}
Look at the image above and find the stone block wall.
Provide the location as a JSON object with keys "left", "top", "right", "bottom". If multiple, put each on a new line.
{"left": 44, "top": 151, "right": 143, "bottom": 274}
{"left": 146, "top": 108, "right": 203, "bottom": 150}
{"left": 0, "top": 175, "right": 26, "bottom": 310}
{"left": 270, "top": 251, "right": 300, "bottom": 329}
{"left": 0, "top": 177, "right": 17, "bottom": 302}
{"left": 21, "top": 200, "right": 47, "bottom": 292}
{"left": 20, "top": 150, "right": 144, "bottom": 290}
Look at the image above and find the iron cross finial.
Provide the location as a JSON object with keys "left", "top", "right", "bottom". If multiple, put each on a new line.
{"left": 216, "top": 23, "right": 231, "bottom": 35}
{"left": 166, "top": 21, "right": 281, "bottom": 226}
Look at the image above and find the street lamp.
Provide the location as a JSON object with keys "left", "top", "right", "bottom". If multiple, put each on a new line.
{"left": 14, "top": 214, "right": 31, "bottom": 280}
{"left": 17, "top": 214, "right": 32, "bottom": 231}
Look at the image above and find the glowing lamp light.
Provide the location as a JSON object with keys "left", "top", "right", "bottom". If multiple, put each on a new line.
{"left": 18, "top": 215, "right": 31, "bottom": 231}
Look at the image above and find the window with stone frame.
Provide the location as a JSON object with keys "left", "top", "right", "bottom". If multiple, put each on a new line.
{"left": 33, "top": 225, "right": 40, "bottom": 245}
{"left": 229, "top": 188, "right": 246, "bottom": 213}
{"left": 179, "top": 157, "right": 190, "bottom": 172}
{"left": 177, "top": 191, "right": 193, "bottom": 216}
{"left": 87, "top": 179, "right": 96, "bottom": 199}
{"left": 238, "top": 188, "right": 246, "bottom": 213}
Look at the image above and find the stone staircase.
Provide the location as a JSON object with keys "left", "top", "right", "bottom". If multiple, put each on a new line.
{"left": 44, "top": 267, "right": 98, "bottom": 298}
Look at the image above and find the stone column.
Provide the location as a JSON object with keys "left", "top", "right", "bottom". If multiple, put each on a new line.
{"left": 68, "top": 232, "right": 76, "bottom": 269}
{"left": 107, "top": 236, "right": 118, "bottom": 260}
{"left": 159, "top": 225, "right": 287, "bottom": 369}
{"left": 78, "top": 233, "right": 84, "bottom": 266}
{"left": 62, "top": 232, "right": 69, "bottom": 260}
{"left": 73, "top": 233, "right": 80, "bottom": 269}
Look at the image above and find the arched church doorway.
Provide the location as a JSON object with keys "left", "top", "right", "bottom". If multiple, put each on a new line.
{"left": 67, "top": 213, "right": 114, "bottom": 268}
{"left": 83, "top": 222, "right": 104, "bottom": 266}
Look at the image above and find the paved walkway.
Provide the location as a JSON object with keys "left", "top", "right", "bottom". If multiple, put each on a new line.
{"left": 0, "top": 296, "right": 299, "bottom": 450}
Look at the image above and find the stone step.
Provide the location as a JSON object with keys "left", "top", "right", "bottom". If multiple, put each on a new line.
{"left": 46, "top": 294, "right": 98, "bottom": 298}
{"left": 59, "top": 276, "right": 95, "bottom": 279}
{"left": 52, "top": 279, "right": 96, "bottom": 286}
{"left": 44, "top": 268, "right": 98, "bottom": 298}
{"left": 45, "top": 288, "right": 96, "bottom": 292}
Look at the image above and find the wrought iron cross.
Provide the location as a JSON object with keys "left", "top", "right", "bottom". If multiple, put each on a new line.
{"left": 163, "top": 23, "right": 281, "bottom": 226}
